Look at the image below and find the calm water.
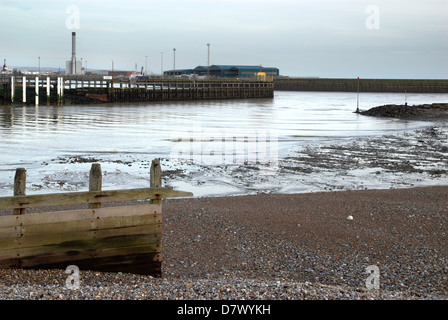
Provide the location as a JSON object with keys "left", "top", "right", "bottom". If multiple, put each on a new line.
{"left": 1, "top": 91, "right": 447, "bottom": 197}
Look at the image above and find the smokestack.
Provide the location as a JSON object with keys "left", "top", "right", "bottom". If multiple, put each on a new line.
{"left": 71, "top": 32, "right": 76, "bottom": 74}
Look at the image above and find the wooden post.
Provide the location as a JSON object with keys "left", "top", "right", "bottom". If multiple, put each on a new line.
{"left": 89, "top": 163, "right": 102, "bottom": 209}
{"left": 13, "top": 168, "right": 26, "bottom": 215}
{"left": 22, "top": 76, "right": 26, "bottom": 103}
{"left": 160, "top": 81, "right": 164, "bottom": 100}
{"left": 150, "top": 159, "right": 162, "bottom": 204}
{"left": 57, "top": 77, "right": 64, "bottom": 104}
{"left": 10, "top": 76, "right": 14, "bottom": 102}
{"left": 46, "top": 76, "right": 50, "bottom": 104}
{"left": 61, "top": 77, "right": 64, "bottom": 101}
{"left": 35, "top": 76, "right": 39, "bottom": 106}
{"left": 57, "top": 77, "right": 60, "bottom": 103}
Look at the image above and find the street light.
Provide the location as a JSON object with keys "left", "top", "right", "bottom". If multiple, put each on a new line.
{"left": 38, "top": 57, "right": 40, "bottom": 74}
{"left": 173, "top": 48, "right": 176, "bottom": 73}
{"left": 145, "top": 55, "right": 148, "bottom": 76}
{"left": 160, "top": 52, "right": 164, "bottom": 76}
{"left": 207, "top": 43, "right": 210, "bottom": 78}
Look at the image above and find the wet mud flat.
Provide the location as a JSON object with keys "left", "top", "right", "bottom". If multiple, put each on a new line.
{"left": 29, "top": 106, "right": 448, "bottom": 197}
{"left": 161, "top": 123, "right": 448, "bottom": 197}
{"left": 169, "top": 103, "right": 448, "bottom": 196}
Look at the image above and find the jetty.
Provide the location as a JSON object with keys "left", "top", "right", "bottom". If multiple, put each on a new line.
{"left": 0, "top": 75, "right": 274, "bottom": 105}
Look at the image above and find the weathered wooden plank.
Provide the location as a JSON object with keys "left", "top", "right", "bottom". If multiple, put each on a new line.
{"left": 92, "top": 203, "right": 161, "bottom": 219}
{"left": 0, "top": 226, "right": 21, "bottom": 239}
{"left": 0, "top": 204, "right": 161, "bottom": 229}
{"left": 0, "top": 232, "right": 161, "bottom": 256}
{"left": 0, "top": 216, "right": 161, "bottom": 250}
{"left": 19, "top": 252, "right": 162, "bottom": 276}
{"left": 0, "top": 233, "right": 161, "bottom": 260}
{"left": 95, "top": 223, "right": 160, "bottom": 238}
{"left": 0, "top": 187, "right": 192, "bottom": 210}
{"left": 93, "top": 233, "right": 161, "bottom": 249}
{"left": 18, "top": 214, "right": 161, "bottom": 238}
{"left": 93, "top": 244, "right": 161, "bottom": 259}
{"left": 7, "top": 204, "right": 160, "bottom": 226}
{"left": 0, "top": 215, "right": 21, "bottom": 228}
{"left": 0, "top": 248, "right": 162, "bottom": 275}
{"left": 95, "top": 214, "right": 161, "bottom": 231}
{"left": 0, "top": 228, "right": 94, "bottom": 250}
{"left": 0, "top": 242, "right": 162, "bottom": 268}
{"left": 24, "top": 218, "right": 93, "bottom": 235}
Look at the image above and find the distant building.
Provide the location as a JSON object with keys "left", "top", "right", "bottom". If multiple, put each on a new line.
{"left": 108, "top": 71, "right": 134, "bottom": 77}
{"left": 164, "top": 65, "right": 279, "bottom": 79}
{"left": 1, "top": 59, "right": 13, "bottom": 74}
{"left": 65, "top": 60, "right": 83, "bottom": 75}
{"left": 65, "top": 32, "right": 83, "bottom": 75}
{"left": 163, "top": 69, "right": 194, "bottom": 76}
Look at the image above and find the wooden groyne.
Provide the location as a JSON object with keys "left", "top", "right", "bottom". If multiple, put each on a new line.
{"left": 0, "top": 75, "right": 274, "bottom": 105}
{"left": 274, "top": 77, "right": 448, "bottom": 93}
{"left": 0, "top": 160, "right": 193, "bottom": 276}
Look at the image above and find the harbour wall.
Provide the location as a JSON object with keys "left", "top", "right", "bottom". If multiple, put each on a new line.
{"left": 274, "top": 78, "right": 448, "bottom": 93}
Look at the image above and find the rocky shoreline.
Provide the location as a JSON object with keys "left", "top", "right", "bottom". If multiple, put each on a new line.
{"left": 359, "top": 103, "right": 448, "bottom": 120}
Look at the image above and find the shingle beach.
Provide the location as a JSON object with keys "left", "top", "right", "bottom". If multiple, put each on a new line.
{"left": 1, "top": 186, "right": 447, "bottom": 300}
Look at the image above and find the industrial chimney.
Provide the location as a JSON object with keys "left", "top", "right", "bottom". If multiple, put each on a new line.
{"left": 71, "top": 32, "right": 77, "bottom": 75}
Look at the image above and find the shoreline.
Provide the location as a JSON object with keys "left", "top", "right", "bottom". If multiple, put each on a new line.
{"left": 1, "top": 185, "right": 447, "bottom": 299}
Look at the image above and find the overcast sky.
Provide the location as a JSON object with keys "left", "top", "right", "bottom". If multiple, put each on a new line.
{"left": 1, "top": 0, "right": 447, "bottom": 78}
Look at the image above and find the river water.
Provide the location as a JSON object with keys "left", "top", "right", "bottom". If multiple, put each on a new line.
{"left": 1, "top": 91, "right": 447, "bottom": 197}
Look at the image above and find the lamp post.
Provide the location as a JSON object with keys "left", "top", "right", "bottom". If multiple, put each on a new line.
{"left": 207, "top": 43, "right": 210, "bottom": 78}
{"left": 160, "top": 52, "right": 164, "bottom": 76}
{"left": 38, "top": 57, "right": 40, "bottom": 74}
{"left": 173, "top": 48, "right": 176, "bottom": 73}
{"left": 145, "top": 55, "right": 148, "bottom": 76}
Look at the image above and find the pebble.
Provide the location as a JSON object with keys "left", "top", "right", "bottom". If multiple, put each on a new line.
{"left": 1, "top": 187, "right": 447, "bottom": 300}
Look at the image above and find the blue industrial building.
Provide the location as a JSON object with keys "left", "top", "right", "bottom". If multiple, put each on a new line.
{"left": 164, "top": 65, "right": 279, "bottom": 78}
